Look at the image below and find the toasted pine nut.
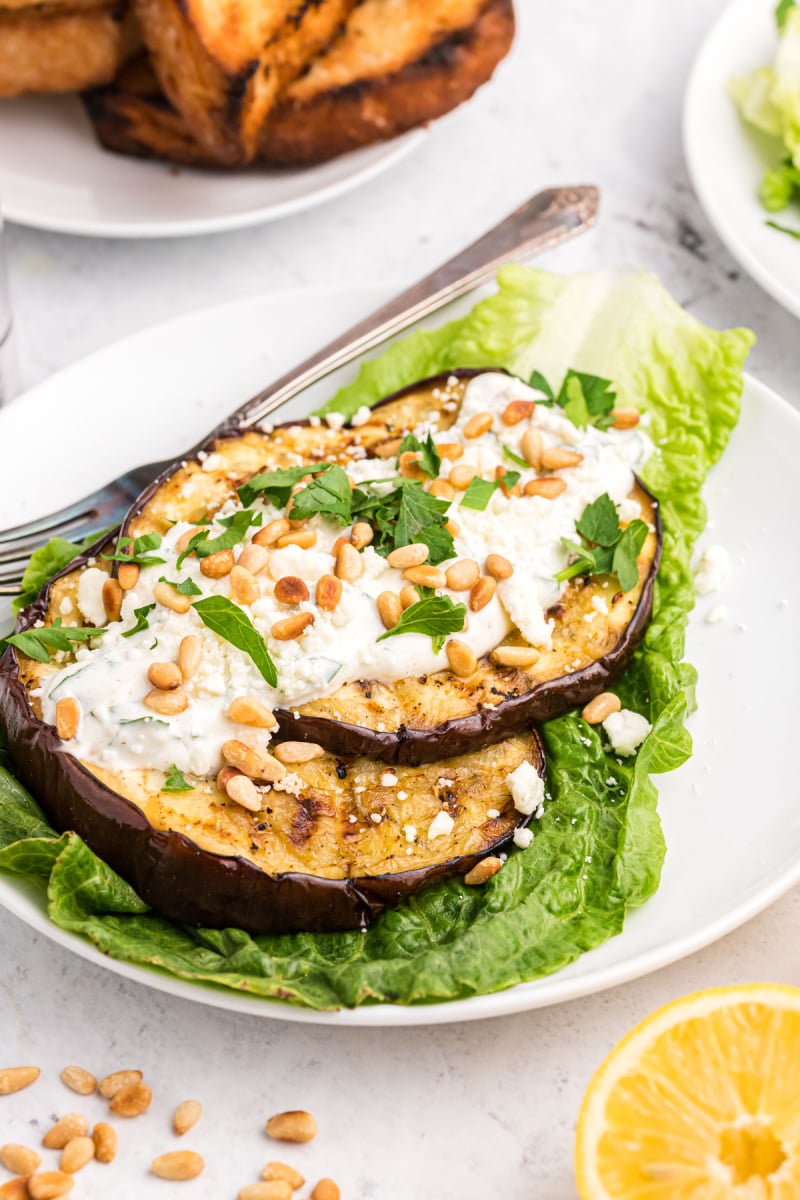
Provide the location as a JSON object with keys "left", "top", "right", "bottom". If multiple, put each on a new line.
{"left": 494, "top": 465, "right": 521, "bottom": 498}
{"left": 60, "top": 1136, "right": 94, "bottom": 1174}
{"left": 98, "top": 1070, "right": 142, "bottom": 1099}
{"left": 200, "top": 548, "right": 234, "bottom": 578}
{"left": 502, "top": 399, "right": 535, "bottom": 426}
{"left": 27, "top": 1172, "right": 75, "bottom": 1199}
{"left": 581, "top": 692, "right": 622, "bottom": 725}
{"left": 448, "top": 464, "right": 478, "bottom": 490}
{"left": 485, "top": 553, "right": 513, "bottom": 580}
{"left": 147, "top": 661, "right": 182, "bottom": 691}
{"left": 436, "top": 442, "right": 464, "bottom": 461}
{"left": 611, "top": 407, "right": 641, "bottom": 430}
{"left": 109, "top": 1081, "right": 152, "bottom": 1118}
{"left": 387, "top": 543, "right": 428, "bottom": 569}
{"left": 254, "top": 519, "right": 291, "bottom": 548}
{"left": 239, "top": 1184, "right": 292, "bottom": 1200}
{"left": 445, "top": 559, "right": 480, "bottom": 591}
{"left": 117, "top": 562, "right": 140, "bottom": 591}
{"left": 0, "top": 1067, "right": 39, "bottom": 1096}
{"left": 262, "top": 1162, "right": 305, "bottom": 1189}
{"left": 428, "top": 478, "right": 455, "bottom": 501}
{"left": 178, "top": 635, "right": 202, "bottom": 681}
{"left": 225, "top": 774, "right": 262, "bottom": 812}
{"left": 175, "top": 527, "right": 202, "bottom": 555}
{"left": 217, "top": 765, "right": 240, "bottom": 792}
{"left": 144, "top": 688, "right": 188, "bottom": 716}
{"left": 463, "top": 411, "right": 493, "bottom": 439}
{"left": 229, "top": 696, "right": 277, "bottom": 729}
{"left": 222, "top": 740, "right": 286, "bottom": 783}
{"left": 399, "top": 585, "right": 419, "bottom": 609}
{"left": 491, "top": 645, "right": 541, "bottom": 668}
{"left": 265, "top": 1111, "right": 317, "bottom": 1144}
{"left": 347, "top": 522, "right": 371, "bottom": 552}
{"left": 464, "top": 856, "right": 503, "bottom": 885}
{"left": 273, "top": 741, "right": 324, "bottom": 765}
{"left": 238, "top": 544, "right": 270, "bottom": 575}
{"left": 274, "top": 576, "right": 309, "bottom": 605}
{"left": 330, "top": 536, "right": 348, "bottom": 559}
{"left": 60, "top": 1066, "right": 96, "bottom": 1096}
{"left": 398, "top": 450, "right": 426, "bottom": 480}
{"left": 55, "top": 698, "right": 80, "bottom": 741}
{"left": 153, "top": 581, "right": 191, "bottom": 614}
{"left": 271, "top": 612, "right": 314, "bottom": 641}
{"left": 276, "top": 530, "right": 316, "bottom": 550}
{"left": 446, "top": 639, "right": 477, "bottom": 678}
{"left": 445, "top": 519, "right": 460, "bottom": 536}
{"left": 102, "top": 578, "right": 122, "bottom": 622}
{"left": 377, "top": 591, "right": 403, "bottom": 630}
{"left": 540, "top": 447, "right": 583, "bottom": 470}
{"left": 374, "top": 436, "right": 403, "bottom": 458}
{"left": 230, "top": 565, "right": 261, "bottom": 606}
{"left": 316, "top": 575, "right": 342, "bottom": 611}
{"left": 0, "top": 1177, "right": 31, "bottom": 1200}
{"left": 335, "top": 542, "right": 363, "bottom": 583}
{"left": 92, "top": 1123, "right": 116, "bottom": 1165}
{"left": 520, "top": 428, "right": 543, "bottom": 468}
{"left": 151, "top": 1151, "right": 205, "bottom": 1181}
{"left": 311, "top": 1182, "right": 340, "bottom": 1200}
{"left": 173, "top": 1100, "right": 202, "bottom": 1137}
{"left": 403, "top": 565, "right": 446, "bottom": 589}
{"left": 0, "top": 1144, "right": 41, "bottom": 1174}
{"left": 524, "top": 477, "right": 566, "bottom": 499}
{"left": 43, "top": 1115, "right": 89, "bottom": 1151}
{"left": 469, "top": 576, "right": 496, "bottom": 612}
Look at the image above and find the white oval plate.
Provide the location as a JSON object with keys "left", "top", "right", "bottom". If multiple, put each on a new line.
{"left": 684, "top": 0, "right": 800, "bottom": 318}
{"left": 1, "top": 285, "right": 799, "bottom": 1025}
{"left": 0, "top": 95, "right": 424, "bottom": 238}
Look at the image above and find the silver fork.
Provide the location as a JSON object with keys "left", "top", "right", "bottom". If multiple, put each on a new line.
{"left": 0, "top": 184, "right": 598, "bottom": 596}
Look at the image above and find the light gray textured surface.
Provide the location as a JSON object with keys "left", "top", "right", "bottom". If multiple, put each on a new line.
{"left": 1, "top": 1, "right": 798, "bottom": 1196}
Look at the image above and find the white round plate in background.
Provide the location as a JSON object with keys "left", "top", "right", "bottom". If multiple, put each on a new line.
{"left": 684, "top": 0, "right": 800, "bottom": 318}
{"left": 0, "top": 285, "right": 799, "bottom": 1025}
{"left": 0, "top": 95, "right": 424, "bottom": 238}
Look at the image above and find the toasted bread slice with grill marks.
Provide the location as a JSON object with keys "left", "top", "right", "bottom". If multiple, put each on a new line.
{"left": 85, "top": 0, "right": 514, "bottom": 167}
{"left": 0, "top": 6, "right": 139, "bottom": 97}
{"left": 131, "top": 0, "right": 358, "bottom": 164}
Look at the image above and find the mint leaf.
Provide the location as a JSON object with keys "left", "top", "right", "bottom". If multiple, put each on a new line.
{"left": 178, "top": 510, "right": 262, "bottom": 568}
{"left": 122, "top": 603, "right": 156, "bottom": 639}
{"left": 528, "top": 369, "right": 554, "bottom": 400}
{"left": 576, "top": 494, "right": 621, "bottom": 547}
{"left": 377, "top": 593, "right": 467, "bottom": 653}
{"left": 101, "top": 531, "right": 166, "bottom": 568}
{"left": 559, "top": 374, "right": 591, "bottom": 429}
{"left": 163, "top": 764, "right": 193, "bottom": 793}
{"left": 394, "top": 483, "right": 453, "bottom": 563}
{"left": 193, "top": 595, "right": 277, "bottom": 687}
{"left": 503, "top": 444, "right": 530, "bottom": 469}
{"left": 397, "top": 432, "right": 441, "bottom": 479}
{"left": 766, "top": 218, "right": 800, "bottom": 239}
{"left": 6, "top": 619, "right": 106, "bottom": 664}
{"left": 413, "top": 524, "right": 455, "bottom": 564}
{"left": 158, "top": 577, "right": 202, "bottom": 597}
{"left": 288, "top": 465, "right": 353, "bottom": 525}
{"left": 460, "top": 471, "right": 519, "bottom": 511}
{"left": 612, "top": 519, "right": 649, "bottom": 592}
{"left": 557, "top": 370, "right": 616, "bottom": 431}
{"left": 237, "top": 463, "right": 331, "bottom": 508}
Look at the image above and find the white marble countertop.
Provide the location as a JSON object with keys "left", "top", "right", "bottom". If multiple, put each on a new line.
{"left": 1, "top": 1, "right": 798, "bottom": 1196}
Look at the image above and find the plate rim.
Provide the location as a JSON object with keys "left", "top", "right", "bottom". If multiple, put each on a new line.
{"left": 683, "top": 0, "right": 800, "bottom": 320}
{"left": 0, "top": 110, "right": 425, "bottom": 239}
{"left": 1, "top": 287, "right": 799, "bottom": 1026}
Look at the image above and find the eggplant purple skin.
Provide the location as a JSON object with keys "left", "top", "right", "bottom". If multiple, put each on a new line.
{"left": 0, "top": 528, "right": 543, "bottom": 933}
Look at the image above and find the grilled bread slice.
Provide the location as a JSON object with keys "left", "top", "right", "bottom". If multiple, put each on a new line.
{"left": 0, "top": 6, "right": 139, "bottom": 97}
{"left": 131, "top": 0, "right": 357, "bottom": 165}
{"left": 84, "top": 0, "right": 514, "bottom": 167}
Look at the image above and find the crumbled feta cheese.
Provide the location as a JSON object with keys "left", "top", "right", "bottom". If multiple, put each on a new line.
{"left": 693, "top": 544, "right": 729, "bottom": 596}
{"left": 487, "top": 808, "right": 500, "bottom": 819}
{"left": 324, "top": 411, "right": 346, "bottom": 430}
{"left": 272, "top": 772, "right": 303, "bottom": 796}
{"left": 428, "top": 811, "right": 454, "bottom": 839}
{"left": 350, "top": 405, "right": 372, "bottom": 427}
{"left": 513, "top": 827, "right": 533, "bottom": 849}
{"left": 59, "top": 597, "right": 73, "bottom": 616}
{"left": 705, "top": 605, "right": 728, "bottom": 625}
{"left": 506, "top": 760, "right": 545, "bottom": 815}
{"left": 370, "top": 812, "right": 382, "bottom": 824}
{"left": 76, "top": 567, "right": 108, "bottom": 628}
{"left": 380, "top": 772, "right": 397, "bottom": 787}
{"left": 397, "top": 791, "right": 408, "bottom": 801}
{"left": 592, "top": 595, "right": 609, "bottom": 615}
{"left": 403, "top": 824, "right": 417, "bottom": 843}
{"left": 602, "top": 709, "right": 652, "bottom": 757}
{"left": 308, "top": 415, "right": 321, "bottom": 426}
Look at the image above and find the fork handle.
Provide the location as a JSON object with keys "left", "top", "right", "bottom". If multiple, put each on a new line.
{"left": 215, "top": 184, "right": 599, "bottom": 435}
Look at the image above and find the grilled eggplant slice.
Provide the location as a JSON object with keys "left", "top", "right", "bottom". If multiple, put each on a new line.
{"left": 0, "top": 592, "right": 543, "bottom": 931}
{"left": 0, "top": 5, "right": 139, "bottom": 97}
{"left": 109, "top": 370, "right": 659, "bottom": 764}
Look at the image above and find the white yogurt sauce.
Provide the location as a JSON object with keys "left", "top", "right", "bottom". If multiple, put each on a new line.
{"left": 39, "top": 372, "right": 651, "bottom": 777}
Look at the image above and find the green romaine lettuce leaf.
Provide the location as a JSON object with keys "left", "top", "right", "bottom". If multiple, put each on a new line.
{"left": 0, "top": 266, "right": 753, "bottom": 1009}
